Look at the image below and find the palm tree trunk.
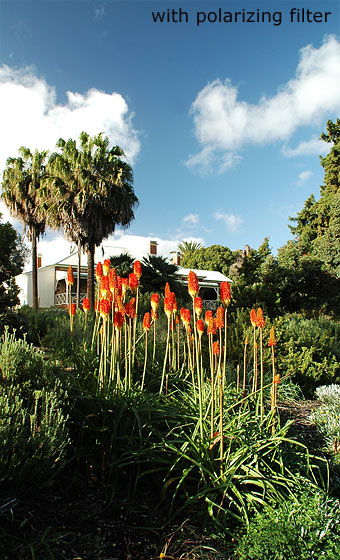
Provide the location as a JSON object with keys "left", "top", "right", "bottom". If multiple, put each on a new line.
{"left": 77, "top": 242, "right": 81, "bottom": 308}
{"left": 31, "top": 226, "right": 39, "bottom": 312}
{"left": 87, "top": 242, "right": 95, "bottom": 310}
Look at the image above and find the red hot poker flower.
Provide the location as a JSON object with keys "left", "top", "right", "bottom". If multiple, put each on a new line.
{"left": 143, "top": 312, "right": 151, "bottom": 332}
{"left": 67, "top": 265, "right": 74, "bottom": 286}
{"left": 220, "top": 281, "right": 231, "bottom": 308}
{"left": 100, "top": 276, "right": 111, "bottom": 299}
{"left": 268, "top": 326, "right": 277, "bottom": 347}
{"left": 165, "top": 282, "right": 171, "bottom": 297}
{"left": 196, "top": 319, "right": 204, "bottom": 338}
{"left": 205, "top": 310, "right": 213, "bottom": 325}
{"left": 256, "top": 308, "right": 265, "bottom": 329}
{"left": 133, "top": 260, "right": 142, "bottom": 279}
{"left": 121, "top": 278, "right": 129, "bottom": 299}
{"left": 151, "top": 293, "right": 159, "bottom": 314}
{"left": 129, "top": 273, "right": 139, "bottom": 294}
{"left": 103, "top": 259, "right": 111, "bottom": 276}
{"left": 164, "top": 295, "right": 173, "bottom": 319}
{"left": 207, "top": 319, "right": 216, "bottom": 336}
{"left": 215, "top": 306, "right": 225, "bottom": 329}
{"left": 194, "top": 297, "right": 202, "bottom": 318}
{"left": 114, "top": 311, "right": 124, "bottom": 331}
{"left": 151, "top": 308, "right": 158, "bottom": 321}
{"left": 82, "top": 297, "right": 90, "bottom": 313}
{"left": 95, "top": 262, "right": 103, "bottom": 283}
{"left": 99, "top": 298, "right": 111, "bottom": 319}
{"left": 188, "top": 271, "right": 199, "bottom": 299}
{"left": 250, "top": 309, "right": 257, "bottom": 327}
{"left": 180, "top": 307, "right": 191, "bottom": 330}
{"left": 109, "top": 268, "right": 118, "bottom": 291}
{"left": 69, "top": 303, "right": 76, "bottom": 316}
{"left": 213, "top": 341, "right": 220, "bottom": 355}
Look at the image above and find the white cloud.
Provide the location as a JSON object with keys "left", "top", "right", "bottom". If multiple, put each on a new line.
{"left": 183, "top": 213, "right": 199, "bottom": 226}
{"left": 94, "top": 6, "right": 105, "bottom": 20}
{"left": 187, "top": 35, "right": 340, "bottom": 172}
{"left": 214, "top": 211, "right": 243, "bottom": 232}
{"left": 297, "top": 170, "right": 313, "bottom": 185}
{"left": 185, "top": 145, "right": 242, "bottom": 174}
{"left": 0, "top": 65, "right": 141, "bottom": 176}
{"left": 282, "top": 136, "right": 330, "bottom": 157}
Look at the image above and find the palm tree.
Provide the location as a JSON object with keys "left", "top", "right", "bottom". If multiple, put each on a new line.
{"left": 44, "top": 132, "right": 138, "bottom": 309}
{"left": 140, "top": 255, "right": 183, "bottom": 295}
{"left": 177, "top": 240, "right": 203, "bottom": 258}
{"left": 2, "top": 148, "right": 48, "bottom": 311}
{"left": 109, "top": 252, "right": 134, "bottom": 276}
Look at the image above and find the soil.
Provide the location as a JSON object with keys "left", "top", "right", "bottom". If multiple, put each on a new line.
{"left": 0, "top": 401, "right": 326, "bottom": 560}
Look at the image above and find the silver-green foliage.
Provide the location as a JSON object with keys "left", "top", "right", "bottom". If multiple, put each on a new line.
{"left": 315, "top": 383, "right": 340, "bottom": 405}
{"left": 0, "top": 329, "right": 69, "bottom": 486}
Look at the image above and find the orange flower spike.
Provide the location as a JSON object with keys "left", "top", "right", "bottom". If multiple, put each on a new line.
{"left": 273, "top": 374, "right": 280, "bottom": 384}
{"left": 116, "top": 276, "right": 122, "bottom": 298}
{"left": 68, "top": 303, "right": 76, "bottom": 316}
{"left": 95, "top": 262, "right": 103, "bottom": 283}
{"left": 188, "top": 270, "right": 199, "bottom": 299}
{"left": 250, "top": 309, "right": 257, "bottom": 327}
{"left": 220, "top": 281, "right": 231, "bottom": 308}
{"left": 213, "top": 341, "right": 220, "bottom": 355}
{"left": 121, "top": 277, "right": 129, "bottom": 299}
{"left": 170, "top": 292, "right": 177, "bottom": 315}
{"left": 205, "top": 310, "right": 213, "bottom": 325}
{"left": 151, "top": 293, "right": 159, "bottom": 314}
{"left": 164, "top": 282, "right": 171, "bottom": 297}
{"left": 67, "top": 265, "right": 74, "bottom": 286}
{"left": 114, "top": 311, "right": 124, "bottom": 331}
{"left": 180, "top": 307, "right": 191, "bottom": 330}
{"left": 194, "top": 297, "right": 202, "bottom": 318}
{"left": 175, "top": 314, "right": 180, "bottom": 325}
{"left": 207, "top": 318, "right": 216, "bottom": 336}
{"left": 215, "top": 306, "right": 225, "bottom": 329}
{"left": 268, "top": 326, "right": 277, "bottom": 347}
{"left": 133, "top": 260, "right": 142, "bottom": 280}
{"left": 82, "top": 297, "right": 90, "bottom": 313}
{"left": 129, "top": 272, "right": 139, "bottom": 294}
{"left": 129, "top": 297, "right": 136, "bottom": 319}
{"left": 164, "top": 295, "right": 173, "bottom": 319}
{"left": 103, "top": 259, "right": 111, "bottom": 276}
{"left": 143, "top": 312, "right": 151, "bottom": 332}
{"left": 100, "top": 276, "right": 111, "bottom": 299}
{"left": 151, "top": 308, "right": 158, "bottom": 321}
{"left": 196, "top": 319, "right": 204, "bottom": 338}
{"left": 99, "top": 298, "right": 111, "bottom": 319}
{"left": 95, "top": 300, "right": 98, "bottom": 312}
{"left": 256, "top": 307, "right": 265, "bottom": 329}
{"left": 109, "top": 268, "right": 117, "bottom": 291}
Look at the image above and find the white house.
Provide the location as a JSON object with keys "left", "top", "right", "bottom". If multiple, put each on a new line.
{"left": 16, "top": 242, "right": 232, "bottom": 309}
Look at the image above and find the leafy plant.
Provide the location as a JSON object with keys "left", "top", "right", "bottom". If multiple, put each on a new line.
{"left": 234, "top": 490, "right": 340, "bottom": 560}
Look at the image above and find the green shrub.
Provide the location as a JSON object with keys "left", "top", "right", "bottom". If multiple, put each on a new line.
{"left": 234, "top": 490, "right": 340, "bottom": 560}
{"left": 0, "top": 384, "right": 69, "bottom": 487}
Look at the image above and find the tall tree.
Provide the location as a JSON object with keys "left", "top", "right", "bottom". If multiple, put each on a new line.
{"left": 45, "top": 132, "right": 138, "bottom": 309}
{"left": 1, "top": 148, "right": 47, "bottom": 311}
{"left": 0, "top": 213, "right": 28, "bottom": 313}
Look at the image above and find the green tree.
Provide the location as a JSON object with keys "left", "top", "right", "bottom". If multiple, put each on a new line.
{"left": 140, "top": 255, "right": 183, "bottom": 295}
{"left": 181, "top": 244, "right": 234, "bottom": 275}
{"left": 109, "top": 252, "right": 134, "bottom": 276}
{"left": 177, "top": 240, "right": 202, "bottom": 259}
{"left": 2, "top": 148, "right": 47, "bottom": 311}
{"left": 45, "top": 132, "right": 138, "bottom": 309}
{"left": 0, "top": 214, "right": 27, "bottom": 313}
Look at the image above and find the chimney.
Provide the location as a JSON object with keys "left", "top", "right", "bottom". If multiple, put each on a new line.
{"left": 244, "top": 244, "right": 251, "bottom": 256}
{"left": 149, "top": 240, "right": 158, "bottom": 255}
{"left": 172, "top": 252, "right": 181, "bottom": 266}
{"left": 37, "top": 254, "right": 42, "bottom": 268}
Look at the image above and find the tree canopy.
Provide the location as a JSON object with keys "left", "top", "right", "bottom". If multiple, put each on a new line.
{"left": 0, "top": 214, "right": 27, "bottom": 313}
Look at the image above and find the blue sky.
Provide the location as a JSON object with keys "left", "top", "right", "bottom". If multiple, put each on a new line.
{"left": 0, "top": 0, "right": 340, "bottom": 265}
